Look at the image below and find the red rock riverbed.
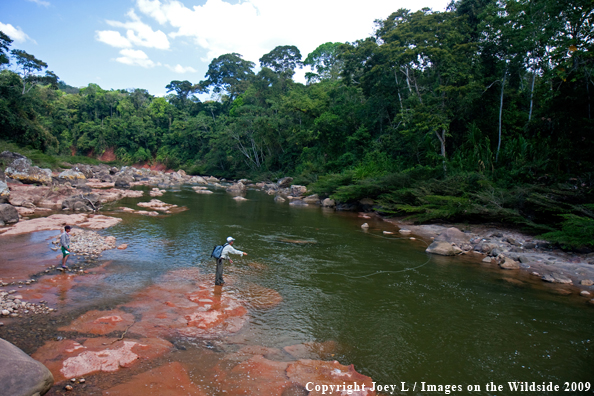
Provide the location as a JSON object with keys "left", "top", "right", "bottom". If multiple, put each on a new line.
{"left": 1, "top": 243, "right": 377, "bottom": 395}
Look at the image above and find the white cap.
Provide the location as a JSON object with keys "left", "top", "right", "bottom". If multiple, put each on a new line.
{"left": 227, "top": 236, "right": 235, "bottom": 242}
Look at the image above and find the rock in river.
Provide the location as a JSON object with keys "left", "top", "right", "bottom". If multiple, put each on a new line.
{"left": 0, "top": 337, "right": 54, "bottom": 396}
{"left": 425, "top": 241, "right": 462, "bottom": 256}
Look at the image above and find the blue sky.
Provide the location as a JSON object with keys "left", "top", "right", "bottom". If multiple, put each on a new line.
{"left": 1, "top": 0, "right": 450, "bottom": 97}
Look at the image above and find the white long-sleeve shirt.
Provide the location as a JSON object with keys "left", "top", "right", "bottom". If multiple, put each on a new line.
{"left": 221, "top": 244, "right": 244, "bottom": 259}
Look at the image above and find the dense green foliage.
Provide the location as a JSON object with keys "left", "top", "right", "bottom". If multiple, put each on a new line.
{"left": 1, "top": 0, "right": 593, "bottom": 247}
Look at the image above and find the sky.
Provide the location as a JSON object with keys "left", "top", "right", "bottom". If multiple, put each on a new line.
{"left": 0, "top": 0, "right": 451, "bottom": 98}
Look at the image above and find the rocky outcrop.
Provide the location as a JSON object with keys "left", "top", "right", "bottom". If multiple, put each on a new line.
{"left": 61, "top": 193, "right": 101, "bottom": 212}
{"left": 58, "top": 169, "right": 86, "bottom": 181}
{"left": 0, "top": 204, "right": 19, "bottom": 225}
{"left": 0, "top": 213, "right": 122, "bottom": 236}
{"left": 321, "top": 198, "right": 335, "bottom": 207}
{"left": 0, "top": 337, "right": 54, "bottom": 396}
{"left": 5, "top": 157, "right": 52, "bottom": 185}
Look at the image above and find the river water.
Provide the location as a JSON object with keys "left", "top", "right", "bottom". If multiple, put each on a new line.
{"left": 2, "top": 185, "right": 594, "bottom": 394}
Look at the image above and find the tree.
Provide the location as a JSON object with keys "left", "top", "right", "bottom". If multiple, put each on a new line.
{"left": 165, "top": 80, "right": 196, "bottom": 109}
{"left": 0, "top": 31, "right": 13, "bottom": 67}
{"left": 304, "top": 42, "right": 344, "bottom": 83}
{"left": 200, "top": 53, "right": 255, "bottom": 102}
{"left": 10, "top": 49, "right": 57, "bottom": 94}
{"left": 259, "top": 45, "right": 303, "bottom": 78}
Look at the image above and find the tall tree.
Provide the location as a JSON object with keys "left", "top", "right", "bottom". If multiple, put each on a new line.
{"left": 0, "top": 31, "right": 13, "bottom": 67}
{"left": 259, "top": 45, "right": 303, "bottom": 78}
{"left": 10, "top": 49, "right": 57, "bottom": 94}
{"left": 166, "top": 80, "right": 196, "bottom": 109}
{"left": 304, "top": 42, "right": 344, "bottom": 84}
{"left": 200, "top": 53, "right": 255, "bottom": 102}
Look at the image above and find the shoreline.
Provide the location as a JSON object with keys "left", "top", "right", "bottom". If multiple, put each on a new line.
{"left": 380, "top": 216, "right": 594, "bottom": 303}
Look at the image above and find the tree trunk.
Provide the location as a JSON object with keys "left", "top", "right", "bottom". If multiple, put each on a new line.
{"left": 528, "top": 70, "right": 536, "bottom": 122}
{"left": 496, "top": 69, "right": 507, "bottom": 163}
{"left": 394, "top": 69, "right": 405, "bottom": 114}
{"left": 434, "top": 129, "right": 447, "bottom": 176}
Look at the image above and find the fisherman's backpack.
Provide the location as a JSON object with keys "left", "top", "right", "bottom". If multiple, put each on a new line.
{"left": 211, "top": 243, "right": 229, "bottom": 259}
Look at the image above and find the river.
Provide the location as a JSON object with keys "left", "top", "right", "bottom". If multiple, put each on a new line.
{"left": 1, "top": 185, "right": 593, "bottom": 395}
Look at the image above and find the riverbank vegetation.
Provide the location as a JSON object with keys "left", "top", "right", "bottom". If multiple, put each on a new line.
{"left": 1, "top": 0, "right": 593, "bottom": 247}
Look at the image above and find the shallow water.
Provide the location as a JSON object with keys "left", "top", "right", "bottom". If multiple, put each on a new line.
{"left": 2, "top": 186, "right": 594, "bottom": 394}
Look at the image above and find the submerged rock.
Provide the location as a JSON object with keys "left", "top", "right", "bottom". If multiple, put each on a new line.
{"left": 32, "top": 338, "right": 173, "bottom": 382}
{"left": 104, "top": 362, "right": 207, "bottom": 395}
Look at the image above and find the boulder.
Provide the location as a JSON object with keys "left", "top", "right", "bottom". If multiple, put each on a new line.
{"left": 499, "top": 257, "right": 520, "bottom": 270}
{"left": 290, "top": 185, "right": 307, "bottom": 197}
{"left": 189, "top": 176, "right": 208, "bottom": 185}
{"left": 0, "top": 151, "right": 28, "bottom": 165}
{"left": 425, "top": 241, "right": 463, "bottom": 256}
{"left": 274, "top": 195, "right": 285, "bottom": 203}
{"left": 276, "top": 177, "right": 293, "bottom": 188}
{"left": 0, "top": 181, "right": 9, "bottom": 204}
{"left": 58, "top": 169, "right": 86, "bottom": 181}
{"left": 303, "top": 194, "right": 320, "bottom": 204}
{"left": 0, "top": 204, "right": 19, "bottom": 224}
{"left": 226, "top": 182, "right": 246, "bottom": 194}
{"left": 0, "top": 337, "right": 53, "bottom": 396}
{"left": 5, "top": 158, "right": 52, "bottom": 185}
{"left": 321, "top": 198, "right": 335, "bottom": 207}
{"left": 289, "top": 200, "right": 308, "bottom": 207}
{"left": 361, "top": 223, "right": 369, "bottom": 229}
{"left": 61, "top": 193, "right": 101, "bottom": 212}
{"left": 114, "top": 175, "right": 134, "bottom": 189}
{"left": 580, "top": 279, "right": 594, "bottom": 286}
{"left": 72, "top": 164, "right": 94, "bottom": 179}
{"left": 434, "top": 227, "right": 471, "bottom": 244}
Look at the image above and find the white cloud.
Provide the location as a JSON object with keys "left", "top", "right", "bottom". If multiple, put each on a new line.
{"left": 135, "top": 0, "right": 450, "bottom": 67}
{"left": 105, "top": 9, "right": 170, "bottom": 50}
{"left": 115, "top": 49, "right": 160, "bottom": 68}
{"left": 96, "top": 30, "right": 132, "bottom": 48}
{"left": 0, "top": 22, "right": 35, "bottom": 43}
{"left": 165, "top": 64, "right": 197, "bottom": 73}
{"left": 137, "top": 0, "right": 168, "bottom": 25}
{"left": 25, "top": 0, "right": 50, "bottom": 7}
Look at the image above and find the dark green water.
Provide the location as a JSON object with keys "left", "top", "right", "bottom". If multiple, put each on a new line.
{"left": 94, "top": 186, "right": 594, "bottom": 393}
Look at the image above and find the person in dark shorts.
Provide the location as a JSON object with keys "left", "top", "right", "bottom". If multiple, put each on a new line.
{"left": 60, "top": 225, "right": 71, "bottom": 269}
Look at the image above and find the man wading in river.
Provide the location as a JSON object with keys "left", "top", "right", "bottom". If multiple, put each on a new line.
{"left": 215, "top": 236, "right": 247, "bottom": 286}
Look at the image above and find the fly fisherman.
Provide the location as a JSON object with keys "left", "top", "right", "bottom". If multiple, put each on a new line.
{"left": 215, "top": 236, "right": 247, "bottom": 286}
